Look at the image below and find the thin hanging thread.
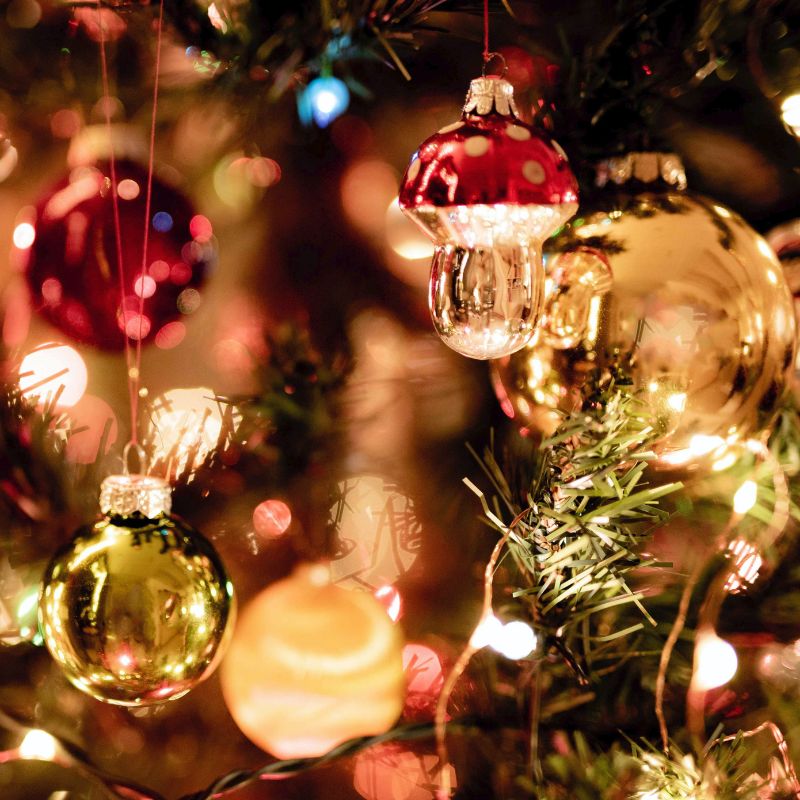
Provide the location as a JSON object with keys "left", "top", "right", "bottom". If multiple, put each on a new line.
{"left": 96, "top": 2, "right": 137, "bottom": 443}
{"left": 132, "top": 0, "right": 166, "bottom": 445}
{"left": 96, "top": 0, "right": 165, "bottom": 451}
{"left": 483, "top": 0, "right": 490, "bottom": 63}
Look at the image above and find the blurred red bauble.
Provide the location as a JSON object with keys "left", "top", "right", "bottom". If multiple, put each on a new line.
{"left": 23, "top": 160, "right": 214, "bottom": 350}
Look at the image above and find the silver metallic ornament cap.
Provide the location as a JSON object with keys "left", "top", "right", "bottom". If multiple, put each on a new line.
{"left": 100, "top": 474, "right": 172, "bottom": 518}
{"left": 463, "top": 76, "right": 519, "bottom": 118}
{"left": 594, "top": 152, "right": 687, "bottom": 190}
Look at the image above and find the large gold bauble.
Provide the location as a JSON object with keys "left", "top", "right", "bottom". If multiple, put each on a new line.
{"left": 39, "top": 509, "right": 234, "bottom": 706}
{"left": 492, "top": 190, "right": 796, "bottom": 467}
{"left": 220, "top": 562, "right": 405, "bottom": 759}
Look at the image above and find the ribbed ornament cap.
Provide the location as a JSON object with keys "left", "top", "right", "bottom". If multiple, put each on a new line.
{"left": 594, "top": 151, "right": 687, "bottom": 190}
{"left": 100, "top": 474, "right": 172, "bottom": 518}
{"left": 463, "top": 76, "right": 519, "bottom": 117}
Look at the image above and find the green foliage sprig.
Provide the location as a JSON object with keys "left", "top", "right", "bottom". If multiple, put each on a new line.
{"left": 468, "top": 381, "right": 682, "bottom": 680}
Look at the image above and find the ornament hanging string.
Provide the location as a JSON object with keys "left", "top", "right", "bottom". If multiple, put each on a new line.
{"left": 133, "top": 0, "right": 166, "bottom": 442}
{"left": 96, "top": 1, "right": 136, "bottom": 439}
{"left": 96, "top": 0, "right": 166, "bottom": 449}
{"left": 480, "top": 0, "right": 506, "bottom": 77}
{"left": 483, "top": 0, "right": 490, "bottom": 64}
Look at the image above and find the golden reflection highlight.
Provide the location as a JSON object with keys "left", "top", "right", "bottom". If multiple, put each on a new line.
{"left": 493, "top": 193, "right": 796, "bottom": 468}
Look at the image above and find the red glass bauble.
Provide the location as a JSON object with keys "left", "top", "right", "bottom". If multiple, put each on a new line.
{"left": 399, "top": 76, "right": 577, "bottom": 218}
{"left": 24, "top": 160, "right": 214, "bottom": 350}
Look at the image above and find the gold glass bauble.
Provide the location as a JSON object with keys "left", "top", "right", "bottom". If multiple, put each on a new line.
{"left": 39, "top": 475, "right": 234, "bottom": 706}
{"left": 492, "top": 188, "right": 797, "bottom": 467}
{"left": 220, "top": 562, "right": 405, "bottom": 759}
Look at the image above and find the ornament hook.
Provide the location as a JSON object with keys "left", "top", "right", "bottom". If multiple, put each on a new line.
{"left": 482, "top": 52, "right": 507, "bottom": 78}
{"left": 122, "top": 442, "right": 148, "bottom": 476}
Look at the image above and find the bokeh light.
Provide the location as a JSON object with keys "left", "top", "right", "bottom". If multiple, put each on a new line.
{"left": 724, "top": 538, "right": 763, "bottom": 594}
{"left": 253, "top": 499, "right": 292, "bottom": 539}
{"left": 19, "top": 729, "right": 58, "bottom": 761}
{"left": 50, "top": 108, "right": 82, "bottom": 140}
{"left": 298, "top": 76, "right": 350, "bottom": 128}
{"left": 341, "top": 160, "right": 399, "bottom": 236}
{"left": 384, "top": 198, "right": 434, "bottom": 289}
{"left": 213, "top": 153, "right": 279, "bottom": 209}
{"left": 134, "top": 275, "right": 157, "bottom": 299}
{"left": 0, "top": 138, "right": 18, "bottom": 183}
{"left": 353, "top": 744, "right": 457, "bottom": 800}
{"left": 374, "top": 584, "right": 403, "bottom": 622}
{"left": 72, "top": 6, "right": 126, "bottom": 41}
{"left": 247, "top": 157, "right": 281, "bottom": 188}
{"left": 402, "top": 643, "right": 443, "bottom": 696}
{"left": 470, "top": 614, "right": 538, "bottom": 660}
{"left": 118, "top": 178, "right": 140, "bottom": 200}
{"left": 13, "top": 221, "right": 35, "bottom": 249}
{"left": 6, "top": 0, "right": 42, "bottom": 29}
{"left": 19, "top": 342, "right": 88, "bottom": 408}
{"left": 330, "top": 476, "right": 421, "bottom": 591}
{"left": 781, "top": 93, "right": 800, "bottom": 137}
{"left": 345, "top": 309, "right": 480, "bottom": 460}
{"left": 155, "top": 320, "right": 187, "bottom": 350}
{"left": 385, "top": 198, "right": 434, "bottom": 261}
{"left": 64, "top": 394, "right": 118, "bottom": 464}
{"left": 732, "top": 479, "right": 758, "bottom": 514}
{"left": 148, "top": 386, "right": 238, "bottom": 477}
{"left": 190, "top": 214, "right": 214, "bottom": 242}
{"left": 0, "top": 559, "right": 45, "bottom": 647}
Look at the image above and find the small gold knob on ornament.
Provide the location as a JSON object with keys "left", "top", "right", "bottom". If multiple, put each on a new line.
{"left": 540, "top": 248, "right": 613, "bottom": 350}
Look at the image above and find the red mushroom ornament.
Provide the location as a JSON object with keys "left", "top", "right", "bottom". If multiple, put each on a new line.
{"left": 399, "top": 76, "right": 578, "bottom": 359}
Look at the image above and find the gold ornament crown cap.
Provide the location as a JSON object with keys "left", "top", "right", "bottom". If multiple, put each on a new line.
{"left": 463, "top": 76, "right": 519, "bottom": 118}
{"left": 100, "top": 474, "right": 172, "bottom": 518}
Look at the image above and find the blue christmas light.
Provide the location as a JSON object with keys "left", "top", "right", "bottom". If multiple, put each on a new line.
{"left": 298, "top": 76, "right": 350, "bottom": 128}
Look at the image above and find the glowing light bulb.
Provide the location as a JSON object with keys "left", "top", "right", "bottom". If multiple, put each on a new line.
{"left": 692, "top": 631, "right": 737, "bottom": 691}
{"left": 299, "top": 76, "right": 350, "bottom": 128}
{"left": 470, "top": 613, "right": 504, "bottom": 649}
{"left": 492, "top": 619, "right": 538, "bottom": 660}
{"left": 733, "top": 479, "right": 758, "bottom": 515}
{"left": 18, "top": 342, "right": 88, "bottom": 408}
{"left": 469, "top": 613, "right": 538, "bottom": 659}
{"left": 19, "top": 729, "right": 58, "bottom": 760}
{"left": 13, "top": 221, "right": 35, "bottom": 249}
{"left": 724, "top": 538, "right": 762, "bottom": 594}
{"left": 781, "top": 93, "right": 800, "bottom": 137}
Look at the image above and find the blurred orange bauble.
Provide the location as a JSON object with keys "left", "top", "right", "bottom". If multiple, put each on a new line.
{"left": 220, "top": 563, "right": 405, "bottom": 758}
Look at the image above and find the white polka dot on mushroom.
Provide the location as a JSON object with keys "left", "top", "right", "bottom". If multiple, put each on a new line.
{"left": 438, "top": 122, "right": 464, "bottom": 134}
{"left": 406, "top": 158, "right": 421, "bottom": 181}
{"left": 464, "top": 136, "right": 490, "bottom": 157}
{"left": 506, "top": 125, "right": 532, "bottom": 141}
{"left": 523, "top": 160, "right": 546, "bottom": 184}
